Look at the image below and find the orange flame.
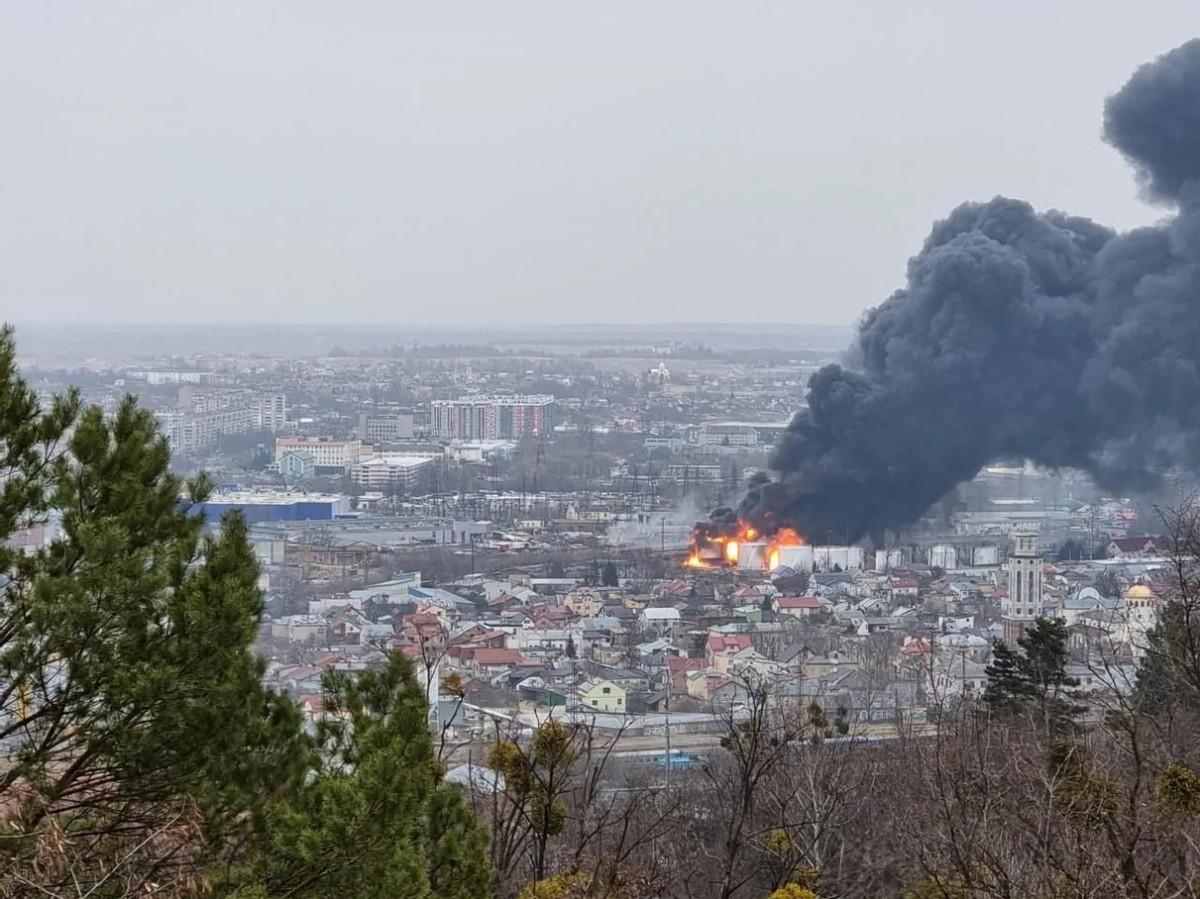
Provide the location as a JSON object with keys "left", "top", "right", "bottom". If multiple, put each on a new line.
{"left": 684, "top": 520, "right": 808, "bottom": 570}
{"left": 773, "top": 528, "right": 804, "bottom": 546}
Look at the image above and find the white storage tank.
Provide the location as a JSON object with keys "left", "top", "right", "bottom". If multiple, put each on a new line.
{"left": 874, "top": 548, "right": 904, "bottom": 571}
{"left": 972, "top": 544, "right": 1000, "bottom": 566}
{"left": 929, "top": 544, "right": 957, "bottom": 570}
{"left": 774, "top": 544, "right": 814, "bottom": 572}
{"left": 814, "top": 546, "right": 864, "bottom": 571}
{"left": 737, "top": 541, "right": 768, "bottom": 571}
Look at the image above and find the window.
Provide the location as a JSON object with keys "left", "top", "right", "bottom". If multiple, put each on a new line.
{"left": 602, "top": 686, "right": 611, "bottom": 694}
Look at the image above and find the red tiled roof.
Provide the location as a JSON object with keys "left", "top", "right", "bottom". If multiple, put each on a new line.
{"left": 776, "top": 595, "right": 821, "bottom": 609}
{"left": 707, "top": 633, "right": 752, "bottom": 654}
{"left": 667, "top": 657, "right": 706, "bottom": 675}
{"left": 472, "top": 648, "right": 525, "bottom": 666}
{"left": 406, "top": 611, "right": 442, "bottom": 625}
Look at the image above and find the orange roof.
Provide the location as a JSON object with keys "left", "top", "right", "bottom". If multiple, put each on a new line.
{"left": 776, "top": 595, "right": 821, "bottom": 609}
{"left": 472, "top": 648, "right": 525, "bottom": 666}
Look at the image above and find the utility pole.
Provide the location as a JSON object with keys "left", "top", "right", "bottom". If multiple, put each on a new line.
{"left": 664, "top": 685, "right": 672, "bottom": 789}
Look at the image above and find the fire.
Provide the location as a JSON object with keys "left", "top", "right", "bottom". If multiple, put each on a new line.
{"left": 765, "top": 527, "right": 804, "bottom": 571}
{"left": 684, "top": 519, "right": 806, "bottom": 570}
{"left": 773, "top": 527, "right": 803, "bottom": 546}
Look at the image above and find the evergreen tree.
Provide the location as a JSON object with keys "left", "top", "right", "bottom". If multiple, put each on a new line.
{"left": 233, "top": 653, "right": 490, "bottom": 898}
{"left": 0, "top": 327, "right": 307, "bottom": 893}
{"left": 601, "top": 561, "right": 619, "bottom": 587}
{"left": 1136, "top": 599, "right": 1200, "bottom": 710}
{"left": 984, "top": 617, "right": 1082, "bottom": 732}
{"left": 0, "top": 328, "right": 493, "bottom": 896}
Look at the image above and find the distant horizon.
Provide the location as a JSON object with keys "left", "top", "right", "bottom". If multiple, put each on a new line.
{"left": 9, "top": 318, "right": 855, "bottom": 365}
{"left": 5, "top": 318, "right": 857, "bottom": 331}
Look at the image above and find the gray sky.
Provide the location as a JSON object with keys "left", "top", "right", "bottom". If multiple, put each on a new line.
{"left": 2, "top": 3, "right": 1197, "bottom": 328}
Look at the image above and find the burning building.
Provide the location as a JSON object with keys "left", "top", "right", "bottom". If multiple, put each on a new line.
{"left": 685, "top": 510, "right": 808, "bottom": 572}
{"left": 685, "top": 509, "right": 866, "bottom": 573}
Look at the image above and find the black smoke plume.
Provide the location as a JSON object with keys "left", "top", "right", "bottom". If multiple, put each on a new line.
{"left": 739, "top": 39, "right": 1200, "bottom": 542}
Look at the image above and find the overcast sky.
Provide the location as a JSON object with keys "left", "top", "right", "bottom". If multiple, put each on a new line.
{"left": 2, "top": 3, "right": 1198, "bottom": 328}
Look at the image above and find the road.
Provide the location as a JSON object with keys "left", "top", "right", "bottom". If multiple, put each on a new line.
{"left": 443, "top": 720, "right": 939, "bottom": 765}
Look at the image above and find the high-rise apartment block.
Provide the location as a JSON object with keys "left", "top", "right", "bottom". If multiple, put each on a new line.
{"left": 430, "top": 395, "right": 553, "bottom": 440}
{"left": 157, "top": 389, "right": 287, "bottom": 453}
{"left": 257, "top": 394, "right": 288, "bottom": 430}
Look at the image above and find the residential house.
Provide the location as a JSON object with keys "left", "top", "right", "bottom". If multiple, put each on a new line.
{"left": 401, "top": 611, "right": 446, "bottom": 654}
{"left": 706, "top": 633, "right": 753, "bottom": 674}
{"left": 564, "top": 589, "right": 605, "bottom": 618}
{"left": 685, "top": 669, "right": 733, "bottom": 703}
{"left": 270, "top": 615, "right": 327, "bottom": 644}
{"left": 802, "top": 650, "right": 853, "bottom": 681}
{"left": 463, "top": 648, "right": 527, "bottom": 674}
{"left": 326, "top": 607, "right": 370, "bottom": 644}
{"left": 520, "top": 628, "right": 573, "bottom": 657}
{"left": 588, "top": 663, "right": 650, "bottom": 693}
{"left": 773, "top": 595, "right": 823, "bottom": 618}
{"left": 1106, "top": 536, "right": 1161, "bottom": 559}
{"left": 641, "top": 606, "right": 682, "bottom": 636}
{"left": 578, "top": 679, "right": 626, "bottom": 713}
{"left": 667, "top": 657, "right": 707, "bottom": 695}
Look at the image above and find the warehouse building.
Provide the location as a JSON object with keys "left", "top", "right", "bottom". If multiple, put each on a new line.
{"left": 193, "top": 490, "right": 352, "bottom": 525}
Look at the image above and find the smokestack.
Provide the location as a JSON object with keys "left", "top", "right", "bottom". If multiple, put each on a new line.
{"left": 738, "top": 39, "right": 1200, "bottom": 542}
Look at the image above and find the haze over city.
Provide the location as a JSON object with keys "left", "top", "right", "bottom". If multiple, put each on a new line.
{"left": 4, "top": 1, "right": 1198, "bottom": 327}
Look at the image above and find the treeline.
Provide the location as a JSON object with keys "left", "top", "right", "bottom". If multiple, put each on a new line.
{"left": 6, "top": 319, "right": 1200, "bottom": 898}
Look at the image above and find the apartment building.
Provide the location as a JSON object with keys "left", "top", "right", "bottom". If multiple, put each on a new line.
{"left": 430, "top": 395, "right": 553, "bottom": 440}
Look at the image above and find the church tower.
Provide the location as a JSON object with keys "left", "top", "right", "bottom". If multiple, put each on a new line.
{"left": 1003, "top": 529, "right": 1042, "bottom": 644}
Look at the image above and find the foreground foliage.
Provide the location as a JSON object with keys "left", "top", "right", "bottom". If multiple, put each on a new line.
{"left": 0, "top": 327, "right": 488, "bottom": 897}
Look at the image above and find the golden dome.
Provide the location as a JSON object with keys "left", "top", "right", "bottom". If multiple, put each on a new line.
{"left": 1125, "top": 584, "right": 1154, "bottom": 601}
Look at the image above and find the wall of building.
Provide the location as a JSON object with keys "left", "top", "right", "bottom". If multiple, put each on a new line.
{"left": 431, "top": 395, "right": 554, "bottom": 440}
